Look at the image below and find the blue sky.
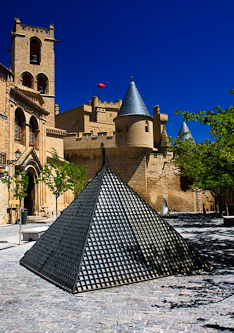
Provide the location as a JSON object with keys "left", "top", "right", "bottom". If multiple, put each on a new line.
{"left": 1, "top": 0, "right": 233, "bottom": 142}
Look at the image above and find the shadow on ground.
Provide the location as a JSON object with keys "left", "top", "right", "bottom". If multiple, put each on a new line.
{"left": 148, "top": 213, "right": 234, "bottom": 310}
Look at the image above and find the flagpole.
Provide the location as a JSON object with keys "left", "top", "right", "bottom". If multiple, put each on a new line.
{"left": 98, "top": 83, "right": 105, "bottom": 100}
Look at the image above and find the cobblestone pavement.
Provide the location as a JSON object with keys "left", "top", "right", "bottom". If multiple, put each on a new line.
{"left": 0, "top": 213, "right": 234, "bottom": 332}
{"left": 0, "top": 223, "right": 53, "bottom": 249}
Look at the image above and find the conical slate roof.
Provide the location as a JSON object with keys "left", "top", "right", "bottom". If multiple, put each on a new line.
{"left": 178, "top": 121, "right": 193, "bottom": 140}
{"left": 20, "top": 165, "right": 207, "bottom": 293}
{"left": 117, "top": 78, "right": 152, "bottom": 118}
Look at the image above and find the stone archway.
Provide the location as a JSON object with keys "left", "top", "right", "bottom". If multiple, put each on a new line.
{"left": 24, "top": 167, "right": 37, "bottom": 215}
{"left": 15, "top": 147, "right": 42, "bottom": 216}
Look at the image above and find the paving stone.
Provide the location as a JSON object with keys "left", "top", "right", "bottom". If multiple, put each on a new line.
{"left": 0, "top": 214, "right": 234, "bottom": 332}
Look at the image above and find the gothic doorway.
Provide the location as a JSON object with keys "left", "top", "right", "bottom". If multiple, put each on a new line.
{"left": 24, "top": 168, "right": 35, "bottom": 215}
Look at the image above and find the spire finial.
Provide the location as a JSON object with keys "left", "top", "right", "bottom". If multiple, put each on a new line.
{"left": 130, "top": 75, "right": 134, "bottom": 82}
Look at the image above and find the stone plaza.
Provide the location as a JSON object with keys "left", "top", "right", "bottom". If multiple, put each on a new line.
{"left": 0, "top": 213, "right": 234, "bottom": 332}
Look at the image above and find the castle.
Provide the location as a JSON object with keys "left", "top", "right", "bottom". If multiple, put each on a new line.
{"left": 0, "top": 19, "right": 213, "bottom": 224}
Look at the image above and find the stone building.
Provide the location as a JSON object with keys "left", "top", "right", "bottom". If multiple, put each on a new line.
{"left": 0, "top": 18, "right": 70, "bottom": 225}
{"left": 56, "top": 78, "right": 214, "bottom": 213}
{"left": 0, "top": 18, "right": 214, "bottom": 225}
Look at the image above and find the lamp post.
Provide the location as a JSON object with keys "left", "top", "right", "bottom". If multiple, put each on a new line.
{"left": 7, "top": 149, "right": 22, "bottom": 165}
{"left": 5, "top": 149, "right": 22, "bottom": 230}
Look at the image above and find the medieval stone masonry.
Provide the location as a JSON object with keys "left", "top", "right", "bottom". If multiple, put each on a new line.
{"left": 56, "top": 78, "right": 214, "bottom": 213}
{"left": 0, "top": 18, "right": 71, "bottom": 224}
{"left": 0, "top": 18, "right": 214, "bottom": 225}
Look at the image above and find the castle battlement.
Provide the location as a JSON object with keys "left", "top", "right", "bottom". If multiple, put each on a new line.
{"left": 90, "top": 97, "right": 122, "bottom": 110}
{"left": 64, "top": 131, "right": 117, "bottom": 150}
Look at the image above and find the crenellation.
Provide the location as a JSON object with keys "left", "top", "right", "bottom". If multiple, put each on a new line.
{"left": 95, "top": 98, "right": 122, "bottom": 109}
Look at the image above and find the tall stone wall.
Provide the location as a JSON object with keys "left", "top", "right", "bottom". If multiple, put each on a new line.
{"left": 147, "top": 153, "right": 214, "bottom": 212}
{"left": 0, "top": 182, "right": 8, "bottom": 225}
{"left": 0, "top": 71, "right": 6, "bottom": 113}
{"left": 65, "top": 147, "right": 150, "bottom": 202}
{"left": 46, "top": 134, "right": 64, "bottom": 158}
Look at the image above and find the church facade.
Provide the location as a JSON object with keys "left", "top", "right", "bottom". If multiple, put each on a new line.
{"left": 0, "top": 18, "right": 72, "bottom": 224}
{"left": 0, "top": 18, "right": 214, "bottom": 225}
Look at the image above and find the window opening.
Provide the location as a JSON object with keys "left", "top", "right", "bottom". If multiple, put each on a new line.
{"left": 37, "top": 76, "right": 45, "bottom": 94}
{"left": 30, "top": 41, "right": 40, "bottom": 64}
{"left": 145, "top": 120, "right": 149, "bottom": 133}
{"left": 23, "top": 75, "right": 31, "bottom": 88}
{"left": 29, "top": 125, "right": 35, "bottom": 146}
{"left": 15, "top": 113, "right": 22, "bottom": 142}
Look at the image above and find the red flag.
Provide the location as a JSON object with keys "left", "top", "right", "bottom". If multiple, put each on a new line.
{"left": 98, "top": 83, "right": 105, "bottom": 89}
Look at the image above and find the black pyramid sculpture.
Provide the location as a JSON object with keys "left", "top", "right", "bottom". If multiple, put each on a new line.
{"left": 20, "top": 165, "right": 207, "bottom": 293}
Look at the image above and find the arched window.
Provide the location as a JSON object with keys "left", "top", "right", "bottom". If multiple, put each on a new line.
{"left": 23, "top": 75, "right": 31, "bottom": 87}
{"left": 15, "top": 108, "right": 26, "bottom": 145}
{"left": 29, "top": 116, "right": 38, "bottom": 148}
{"left": 21, "top": 72, "right": 33, "bottom": 89}
{"left": 37, "top": 74, "right": 48, "bottom": 94}
{"left": 21, "top": 71, "right": 34, "bottom": 88}
{"left": 29, "top": 125, "right": 35, "bottom": 147}
{"left": 30, "top": 39, "right": 40, "bottom": 65}
{"left": 15, "top": 113, "right": 21, "bottom": 142}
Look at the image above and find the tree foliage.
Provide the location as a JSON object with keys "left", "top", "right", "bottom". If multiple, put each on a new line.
{"left": 170, "top": 91, "right": 234, "bottom": 215}
{"left": 66, "top": 163, "right": 87, "bottom": 197}
{"left": 39, "top": 149, "right": 87, "bottom": 217}
{"left": 1, "top": 170, "right": 29, "bottom": 203}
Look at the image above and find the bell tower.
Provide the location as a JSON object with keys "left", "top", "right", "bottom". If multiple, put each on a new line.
{"left": 11, "top": 17, "right": 57, "bottom": 126}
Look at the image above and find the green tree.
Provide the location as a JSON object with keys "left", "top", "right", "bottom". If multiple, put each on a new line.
{"left": 170, "top": 91, "right": 234, "bottom": 216}
{"left": 1, "top": 170, "right": 29, "bottom": 244}
{"left": 66, "top": 163, "right": 87, "bottom": 197}
{"left": 39, "top": 149, "right": 87, "bottom": 217}
{"left": 1, "top": 169, "right": 29, "bottom": 206}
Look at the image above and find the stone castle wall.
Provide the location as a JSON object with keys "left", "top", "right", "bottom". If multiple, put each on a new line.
{"left": 65, "top": 147, "right": 149, "bottom": 201}
{"left": 46, "top": 127, "right": 66, "bottom": 158}
{"left": 0, "top": 181, "right": 8, "bottom": 225}
{"left": 147, "top": 153, "right": 214, "bottom": 212}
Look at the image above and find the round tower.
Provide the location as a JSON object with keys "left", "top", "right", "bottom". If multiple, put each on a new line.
{"left": 114, "top": 77, "right": 154, "bottom": 149}
{"left": 178, "top": 121, "right": 193, "bottom": 141}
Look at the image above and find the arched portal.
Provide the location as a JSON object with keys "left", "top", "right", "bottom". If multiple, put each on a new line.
{"left": 24, "top": 167, "right": 37, "bottom": 215}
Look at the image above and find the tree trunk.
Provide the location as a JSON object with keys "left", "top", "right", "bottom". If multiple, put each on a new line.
{"left": 55, "top": 196, "right": 58, "bottom": 218}
{"left": 225, "top": 202, "right": 229, "bottom": 216}
{"left": 217, "top": 194, "right": 225, "bottom": 218}
{"left": 19, "top": 202, "right": 22, "bottom": 245}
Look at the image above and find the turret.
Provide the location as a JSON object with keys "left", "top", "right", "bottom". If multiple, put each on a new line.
{"left": 114, "top": 77, "right": 154, "bottom": 150}
{"left": 153, "top": 105, "right": 170, "bottom": 152}
{"left": 178, "top": 121, "right": 193, "bottom": 141}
